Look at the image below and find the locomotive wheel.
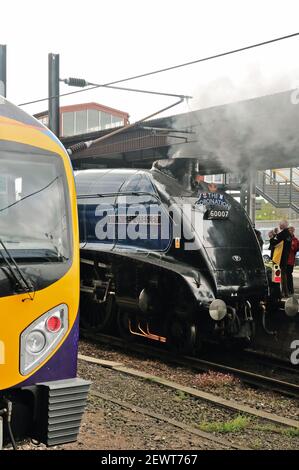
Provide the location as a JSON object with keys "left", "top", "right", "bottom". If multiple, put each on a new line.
{"left": 167, "top": 316, "right": 199, "bottom": 355}
{"left": 80, "top": 294, "right": 115, "bottom": 332}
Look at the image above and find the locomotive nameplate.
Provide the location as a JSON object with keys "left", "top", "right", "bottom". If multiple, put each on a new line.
{"left": 196, "top": 192, "right": 231, "bottom": 219}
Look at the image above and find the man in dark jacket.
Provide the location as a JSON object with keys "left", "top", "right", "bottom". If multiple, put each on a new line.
{"left": 286, "top": 226, "right": 299, "bottom": 294}
{"left": 271, "top": 220, "right": 292, "bottom": 297}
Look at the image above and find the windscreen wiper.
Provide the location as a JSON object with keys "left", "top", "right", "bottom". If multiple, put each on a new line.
{"left": 0, "top": 238, "right": 34, "bottom": 295}
{"left": 77, "top": 191, "right": 160, "bottom": 201}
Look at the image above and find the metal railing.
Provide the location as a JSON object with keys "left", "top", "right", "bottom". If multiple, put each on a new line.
{"left": 256, "top": 170, "right": 299, "bottom": 212}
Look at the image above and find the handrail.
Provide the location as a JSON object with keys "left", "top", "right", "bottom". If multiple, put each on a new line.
{"left": 259, "top": 169, "right": 299, "bottom": 188}
{"left": 262, "top": 173, "right": 286, "bottom": 187}
{"left": 256, "top": 167, "right": 299, "bottom": 213}
{"left": 292, "top": 179, "right": 299, "bottom": 191}
{"left": 271, "top": 169, "right": 290, "bottom": 182}
{"left": 258, "top": 171, "right": 298, "bottom": 189}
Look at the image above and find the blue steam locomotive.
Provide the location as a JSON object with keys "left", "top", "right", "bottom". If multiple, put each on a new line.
{"left": 75, "top": 159, "right": 274, "bottom": 353}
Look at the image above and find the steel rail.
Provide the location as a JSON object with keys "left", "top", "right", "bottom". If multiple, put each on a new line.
{"left": 79, "top": 353, "right": 299, "bottom": 431}
{"left": 89, "top": 389, "right": 246, "bottom": 450}
{"left": 80, "top": 330, "right": 299, "bottom": 399}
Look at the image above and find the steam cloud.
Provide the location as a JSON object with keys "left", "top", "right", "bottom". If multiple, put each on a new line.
{"left": 168, "top": 87, "right": 299, "bottom": 177}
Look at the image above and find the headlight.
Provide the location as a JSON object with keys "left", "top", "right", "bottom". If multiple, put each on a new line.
{"left": 20, "top": 304, "right": 68, "bottom": 375}
{"left": 209, "top": 299, "right": 227, "bottom": 321}
{"left": 284, "top": 297, "right": 298, "bottom": 317}
{"left": 26, "top": 331, "right": 46, "bottom": 354}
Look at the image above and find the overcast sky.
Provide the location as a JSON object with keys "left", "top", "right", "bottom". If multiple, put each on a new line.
{"left": 2, "top": 0, "right": 299, "bottom": 121}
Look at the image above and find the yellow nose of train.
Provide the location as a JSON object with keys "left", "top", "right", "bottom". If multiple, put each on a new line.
{"left": 0, "top": 97, "right": 89, "bottom": 447}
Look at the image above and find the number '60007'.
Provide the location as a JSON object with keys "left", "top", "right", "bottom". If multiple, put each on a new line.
{"left": 209, "top": 210, "right": 228, "bottom": 218}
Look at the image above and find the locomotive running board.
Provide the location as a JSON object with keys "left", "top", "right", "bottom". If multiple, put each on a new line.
{"left": 128, "top": 320, "right": 167, "bottom": 343}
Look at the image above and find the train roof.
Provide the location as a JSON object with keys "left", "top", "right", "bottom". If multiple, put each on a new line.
{"left": 75, "top": 168, "right": 152, "bottom": 196}
{"left": 75, "top": 166, "right": 203, "bottom": 199}
{"left": 0, "top": 95, "right": 67, "bottom": 154}
{"left": 0, "top": 95, "right": 44, "bottom": 128}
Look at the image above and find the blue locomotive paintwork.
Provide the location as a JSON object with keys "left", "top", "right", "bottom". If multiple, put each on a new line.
{"left": 77, "top": 170, "right": 172, "bottom": 253}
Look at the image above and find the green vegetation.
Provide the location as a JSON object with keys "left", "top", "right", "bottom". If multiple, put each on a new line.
{"left": 174, "top": 390, "right": 188, "bottom": 401}
{"left": 255, "top": 199, "right": 294, "bottom": 221}
{"left": 198, "top": 415, "right": 250, "bottom": 433}
{"left": 282, "top": 427, "right": 299, "bottom": 438}
{"left": 197, "top": 414, "right": 299, "bottom": 438}
{"left": 251, "top": 423, "right": 299, "bottom": 437}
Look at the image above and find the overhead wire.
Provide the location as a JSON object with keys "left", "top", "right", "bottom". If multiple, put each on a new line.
{"left": 18, "top": 31, "right": 299, "bottom": 107}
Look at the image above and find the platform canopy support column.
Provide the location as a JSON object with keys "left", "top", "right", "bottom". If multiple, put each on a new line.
{"left": 246, "top": 170, "right": 256, "bottom": 223}
{"left": 48, "top": 53, "right": 60, "bottom": 137}
{"left": 0, "top": 45, "right": 7, "bottom": 97}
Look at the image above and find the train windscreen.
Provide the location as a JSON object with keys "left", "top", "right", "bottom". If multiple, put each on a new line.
{"left": 0, "top": 144, "right": 71, "bottom": 262}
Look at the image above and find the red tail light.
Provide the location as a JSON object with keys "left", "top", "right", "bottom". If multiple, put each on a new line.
{"left": 46, "top": 315, "right": 62, "bottom": 332}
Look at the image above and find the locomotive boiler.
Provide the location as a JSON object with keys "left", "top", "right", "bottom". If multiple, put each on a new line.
{"left": 76, "top": 159, "right": 270, "bottom": 353}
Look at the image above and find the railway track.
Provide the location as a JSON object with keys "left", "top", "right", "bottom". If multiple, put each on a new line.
{"left": 80, "top": 330, "right": 299, "bottom": 398}
{"left": 79, "top": 351, "right": 299, "bottom": 451}
{"left": 89, "top": 389, "right": 246, "bottom": 450}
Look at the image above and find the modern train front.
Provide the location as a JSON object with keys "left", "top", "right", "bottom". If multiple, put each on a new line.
{"left": 0, "top": 97, "right": 89, "bottom": 448}
{"left": 152, "top": 159, "right": 269, "bottom": 343}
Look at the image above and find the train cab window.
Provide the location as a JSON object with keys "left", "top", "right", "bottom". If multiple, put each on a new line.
{"left": 0, "top": 147, "right": 71, "bottom": 262}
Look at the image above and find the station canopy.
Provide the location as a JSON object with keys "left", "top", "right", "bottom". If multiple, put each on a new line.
{"left": 65, "top": 89, "right": 299, "bottom": 174}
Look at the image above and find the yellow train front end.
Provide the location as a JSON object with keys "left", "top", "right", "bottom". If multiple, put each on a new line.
{"left": 0, "top": 97, "right": 89, "bottom": 448}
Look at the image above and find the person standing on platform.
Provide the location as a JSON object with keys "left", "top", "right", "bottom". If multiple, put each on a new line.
{"left": 271, "top": 220, "right": 292, "bottom": 298}
{"left": 286, "top": 226, "right": 299, "bottom": 295}
{"left": 254, "top": 227, "right": 264, "bottom": 250}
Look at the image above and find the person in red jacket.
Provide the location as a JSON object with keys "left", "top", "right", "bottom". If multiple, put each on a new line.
{"left": 287, "top": 226, "right": 299, "bottom": 294}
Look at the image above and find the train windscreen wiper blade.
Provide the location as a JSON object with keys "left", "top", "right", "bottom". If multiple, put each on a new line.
{"left": 0, "top": 238, "right": 34, "bottom": 294}
{"left": 77, "top": 191, "right": 160, "bottom": 200}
